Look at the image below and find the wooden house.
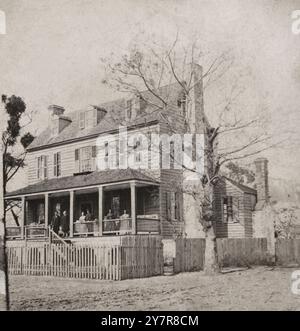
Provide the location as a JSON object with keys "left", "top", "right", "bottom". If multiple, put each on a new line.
{"left": 5, "top": 64, "right": 268, "bottom": 245}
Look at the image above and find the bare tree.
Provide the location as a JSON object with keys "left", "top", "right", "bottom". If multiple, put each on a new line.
{"left": 101, "top": 35, "right": 287, "bottom": 273}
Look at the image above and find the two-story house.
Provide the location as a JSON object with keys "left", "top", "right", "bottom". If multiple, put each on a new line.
{"left": 5, "top": 63, "right": 269, "bottom": 244}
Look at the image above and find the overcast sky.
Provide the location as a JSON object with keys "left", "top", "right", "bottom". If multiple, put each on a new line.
{"left": 0, "top": 0, "right": 300, "bottom": 190}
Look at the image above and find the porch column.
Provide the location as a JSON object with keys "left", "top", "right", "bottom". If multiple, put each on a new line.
{"left": 98, "top": 186, "right": 103, "bottom": 236}
{"left": 20, "top": 196, "right": 25, "bottom": 239}
{"left": 44, "top": 193, "right": 49, "bottom": 229}
{"left": 130, "top": 181, "right": 137, "bottom": 234}
{"left": 69, "top": 190, "right": 74, "bottom": 238}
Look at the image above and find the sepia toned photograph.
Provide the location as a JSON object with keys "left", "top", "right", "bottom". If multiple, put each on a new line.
{"left": 0, "top": 0, "right": 300, "bottom": 316}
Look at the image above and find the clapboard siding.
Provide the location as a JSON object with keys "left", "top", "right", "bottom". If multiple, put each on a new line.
{"left": 215, "top": 222, "right": 245, "bottom": 238}
{"left": 27, "top": 124, "right": 160, "bottom": 185}
{"left": 214, "top": 179, "right": 256, "bottom": 238}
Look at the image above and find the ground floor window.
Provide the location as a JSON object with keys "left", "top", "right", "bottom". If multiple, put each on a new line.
{"left": 222, "top": 196, "right": 240, "bottom": 223}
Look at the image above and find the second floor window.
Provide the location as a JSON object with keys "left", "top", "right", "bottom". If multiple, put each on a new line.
{"left": 37, "top": 155, "right": 48, "bottom": 180}
{"left": 53, "top": 152, "right": 61, "bottom": 177}
{"left": 75, "top": 146, "right": 97, "bottom": 173}
{"left": 133, "top": 137, "right": 142, "bottom": 163}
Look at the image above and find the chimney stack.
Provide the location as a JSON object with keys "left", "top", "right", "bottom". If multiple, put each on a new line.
{"left": 48, "top": 105, "right": 71, "bottom": 135}
{"left": 188, "top": 63, "right": 205, "bottom": 134}
{"left": 254, "top": 157, "right": 270, "bottom": 208}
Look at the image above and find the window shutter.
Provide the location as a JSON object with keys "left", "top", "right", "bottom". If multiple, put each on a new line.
{"left": 54, "top": 153, "right": 57, "bottom": 177}
{"left": 175, "top": 192, "right": 180, "bottom": 220}
{"left": 227, "top": 196, "right": 233, "bottom": 222}
{"left": 166, "top": 192, "right": 175, "bottom": 220}
{"left": 170, "top": 192, "right": 176, "bottom": 220}
{"left": 57, "top": 152, "right": 61, "bottom": 176}
{"left": 37, "top": 157, "right": 40, "bottom": 179}
{"left": 79, "top": 112, "right": 85, "bottom": 129}
{"left": 92, "top": 146, "right": 97, "bottom": 158}
{"left": 75, "top": 149, "right": 80, "bottom": 173}
{"left": 43, "top": 155, "right": 48, "bottom": 179}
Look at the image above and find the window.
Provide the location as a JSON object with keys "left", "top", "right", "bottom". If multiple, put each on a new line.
{"left": 85, "top": 109, "right": 96, "bottom": 128}
{"left": 133, "top": 137, "right": 141, "bottom": 163}
{"left": 53, "top": 152, "right": 61, "bottom": 177}
{"left": 222, "top": 196, "right": 240, "bottom": 223}
{"left": 166, "top": 191, "right": 181, "bottom": 221}
{"left": 75, "top": 146, "right": 96, "bottom": 173}
{"left": 37, "top": 155, "right": 48, "bottom": 180}
{"left": 104, "top": 141, "right": 109, "bottom": 168}
{"left": 119, "top": 138, "right": 126, "bottom": 168}
{"left": 79, "top": 109, "right": 98, "bottom": 130}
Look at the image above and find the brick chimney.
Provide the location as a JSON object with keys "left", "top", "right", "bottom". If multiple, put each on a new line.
{"left": 188, "top": 63, "right": 205, "bottom": 134}
{"left": 48, "top": 105, "right": 72, "bottom": 135}
{"left": 254, "top": 157, "right": 270, "bottom": 208}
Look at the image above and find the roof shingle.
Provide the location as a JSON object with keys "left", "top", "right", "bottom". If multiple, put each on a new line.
{"left": 6, "top": 169, "right": 159, "bottom": 197}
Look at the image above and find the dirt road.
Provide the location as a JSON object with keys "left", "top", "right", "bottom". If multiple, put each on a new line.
{"left": 9, "top": 266, "right": 300, "bottom": 311}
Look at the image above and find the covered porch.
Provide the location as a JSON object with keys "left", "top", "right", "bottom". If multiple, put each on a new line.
{"left": 5, "top": 170, "right": 161, "bottom": 241}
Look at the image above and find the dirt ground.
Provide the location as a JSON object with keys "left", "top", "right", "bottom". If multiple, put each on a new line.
{"left": 8, "top": 266, "right": 300, "bottom": 311}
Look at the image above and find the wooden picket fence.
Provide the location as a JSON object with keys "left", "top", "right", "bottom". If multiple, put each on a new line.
{"left": 216, "top": 238, "right": 272, "bottom": 267}
{"left": 173, "top": 238, "right": 206, "bottom": 273}
{"left": 275, "top": 239, "right": 300, "bottom": 266}
{"left": 7, "top": 235, "right": 163, "bottom": 280}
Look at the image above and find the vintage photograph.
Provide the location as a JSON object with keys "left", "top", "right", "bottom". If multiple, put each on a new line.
{"left": 0, "top": 0, "right": 300, "bottom": 313}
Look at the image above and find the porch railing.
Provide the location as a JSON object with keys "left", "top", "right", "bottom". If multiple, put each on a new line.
{"left": 6, "top": 217, "right": 161, "bottom": 240}
{"left": 6, "top": 226, "right": 22, "bottom": 240}
{"left": 25, "top": 225, "right": 49, "bottom": 240}
{"left": 73, "top": 221, "right": 98, "bottom": 237}
{"left": 103, "top": 218, "right": 132, "bottom": 235}
{"left": 6, "top": 225, "right": 49, "bottom": 240}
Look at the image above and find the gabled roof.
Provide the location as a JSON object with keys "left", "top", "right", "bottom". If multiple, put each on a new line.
{"left": 5, "top": 169, "right": 159, "bottom": 197}
{"left": 223, "top": 176, "right": 257, "bottom": 195}
{"left": 27, "top": 82, "right": 184, "bottom": 151}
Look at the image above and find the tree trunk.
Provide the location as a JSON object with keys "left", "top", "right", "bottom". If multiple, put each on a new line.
{"left": 0, "top": 123, "right": 9, "bottom": 311}
{"left": 0, "top": 229, "right": 9, "bottom": 311}
{"left": 203, "top": 182, "right": 219, "bottom": 274}
{"left": 204, "top": 224, "right": 219, "bottom": 274}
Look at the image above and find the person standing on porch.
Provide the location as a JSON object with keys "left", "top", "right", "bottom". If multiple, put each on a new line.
{"left": 51, "top": 211, "right": 60, "bottom": 234}
{"left": 86, "top": 209, "right": 92, "bottom": 222}
{"left": 61, "top": 210, "right": 69, "bottom": 237}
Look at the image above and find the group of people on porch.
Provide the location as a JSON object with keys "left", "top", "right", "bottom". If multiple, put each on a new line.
{"left": 103, "top": 209, "right": 130, "bottom": 232}
{"left": 50, "top": 204, "right": 131, "bottom": 235}
{"left": 51, "top": 210, "right": 70, "bottom": 237}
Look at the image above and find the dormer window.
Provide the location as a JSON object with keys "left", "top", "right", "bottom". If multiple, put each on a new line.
{"left": 79, "top": 107, "right": 107, "bottom": 130}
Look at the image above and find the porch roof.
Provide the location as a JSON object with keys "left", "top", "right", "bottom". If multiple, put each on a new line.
{"left": 5, "top": 169, "right": 159, "bottom": 198}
